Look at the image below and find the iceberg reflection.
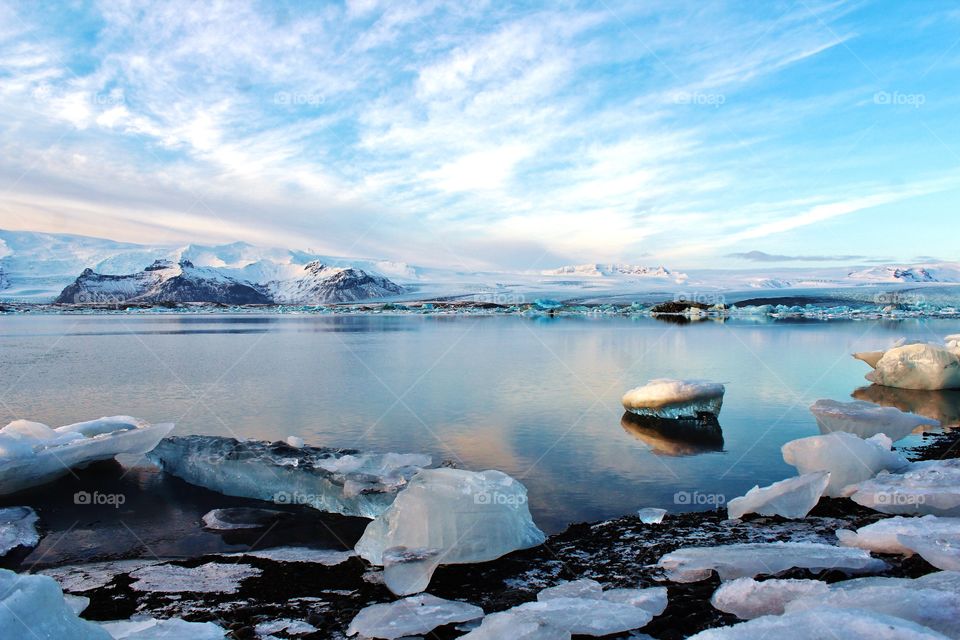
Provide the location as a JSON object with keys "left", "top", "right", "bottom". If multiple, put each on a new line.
{"left": 852, "top": 385, "right": 960, "bottom": 429}
{"left": 620, "top": 412, "right": 724, "bottom": 457}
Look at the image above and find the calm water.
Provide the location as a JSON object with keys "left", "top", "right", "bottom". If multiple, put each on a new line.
{"left": 2, "top": 313, "right": 959, "bottom": 562}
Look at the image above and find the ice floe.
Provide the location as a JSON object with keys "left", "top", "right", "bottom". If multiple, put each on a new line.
{"left": 847, "top": 458, "right": 960, "bottom": 515}
{"left": 621, "top": 379, "right": 725, "bottom": 420}
{"left": 221, "top": 545, "right": 355, "bottom": 565}
{"left": 688, "top": 607, "right": 949, "bottom": 639}
{"left": 856, "top": 342, "right": 960, "bottom": 390}
{"left": 355, "top": 468, "right": 545, "bottom": 595}
{"left": 346, "top": 593, "right": 484, "bottom": 639}
{"left": 710, "top": 577, "right": 829, "bottom": 619}
{"left": 657, "top": 542, "right": 886, "bottom": 583}
{"left": 39, "top": 559, "right": 162, "bottom": 593}
{"left": 148, "top": 435, "right": 430, "bottom": 518}
{"left": 781, "top": 432, "right": 909, "bottom": 497}
{"left": 100, "top": 616, "right": 227, "bottom": 639}
{"left": 0, "top": 505, "right": 39, "bottom": 555}
{"left": 726, "top": 471, "right": 829, "bottom": 520}
{"left": 0, "top": 568, "right": 112, "bottom": 639}
{"left": 0, "top": 416, "right": 173, "bottom": 495}
{"left": 809, "top": 398, "right": 940, "bottom": 441}
{"left": 837, "top": 515, "right": 960, "bottom": 555}
{"left": 128, "top": 562, "right": 261, "bottom": 594}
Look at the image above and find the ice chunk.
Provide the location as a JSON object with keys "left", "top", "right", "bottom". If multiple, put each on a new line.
{"left": 0, "top": 568, "right": 112, "bottom": 639}
{"left": 128, "top": 562, "right": 261, "bottom": 594}
{"left": 381, "top": 546, "right": 442, "bottom": 596}
{"left": 0, "top": 505, "right": 39, "bottom": 556}
{"left": 536, "top": 580, "right": 668, "bottom": 616}
{"left": 837, "top": 515, "right": 960, "bottom": 555}
{"left": 99, "top": 616, "right": 227, "bottom": 639}
{"left": 781, "top": 432, "right": 909, "bottom": 497}
{"left": 0, "top": 416, "right": 173, "bottom": 495}
{"left": 657, "top": 542, "right": 887, "bottom": 583}
{"left": 859, "top": 343, "right": 960, "bottom": 390}
{"left": 710, "top": 577, "right": 829, "bottom": 619}
{"left": 221, "top": 546, "right": 355, "bottom": 565}
{"left": 898, "top": 533, "right": 960, "bottom": 571}
{"left": 853, "top": 350, "right": 886, "bottom": 369}
{"left": 346, "top": 593, "right": 484, "bottom": 639}
{"left": 355, "top": 468, "right": 545, "bottom": 595}
{"left": 285, "top": 435, "right": 305, "bottom": 448}
{"left": 727, "top": 471, "right": 829, "bottom": 520}
{"left": 810, "top": 399, "right": 940, "bottom": 441}
{"left": 621, "top": 379, "right": 725, "bottom": 420}
{"left": 848, "top": 458, "right": 960, "bottom": 515}
{"left": 537, "top": 578, "right": 604, "bottom": 601}
{"left": 687, "top": 607, "right": 949, "bottom": 639}
{"left": 148, "top": 435, "right": 430, "bottom": 518}
{"left": 201, "top": 507, "right": 289, "bottom": 530}
{"left": 638, "top": 508, "right": 667, "bottom": 524}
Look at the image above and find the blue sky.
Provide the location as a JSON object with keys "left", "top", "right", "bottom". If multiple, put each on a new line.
{"left": 0, "top": 0, "right": 958, "bottom": 270}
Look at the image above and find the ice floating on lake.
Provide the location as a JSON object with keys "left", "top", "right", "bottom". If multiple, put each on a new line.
{"left": 657, "top": 542, "right": 886, "bottom": 583}
{"left": 837, "top": 515, "right": 960, "bottom": 555}
{"left": 781, "top": 432, "right": 908, "bottom": 497}
{"left": 355, "top": 468, "right": 545, "bottom": 595}
{"left": 848, "top": 458, "right": 960, "bottom": 515}
{"left": 621, "top": 379, "right": 725, "bottom": 420}
{"left": 0, "top": 568, "right": 111, "bottom": 639}
{"left": 688, "top": 607, "right": 949, "bottom": 639}
{"left": 856, "top": 342, "right": 960, "bottom": 390}
{"left": 0, "top": 505, "right": 39, "bottom": 556}
{"left": 0, "top": 416, "right": 173, "bottom": 495}
{"left": 726, "top": 471, "right": 829, "bottom": 520}
{"left": 346, "top": 593, "right": 484, "bottom": 639}
{"left": 100, "top": 616, "right": 227, "bottom": 639}
{"left": 809, "top": 399, "right": 940, "bottom": 441}
{"left": 711, "top": 577, "right": 829, "bottom": 619}
{"left": 638, "top": 507, "right": 667, "bottom": 524}
{"left": 148, "top": 435, "right": 430, "bottom": 518}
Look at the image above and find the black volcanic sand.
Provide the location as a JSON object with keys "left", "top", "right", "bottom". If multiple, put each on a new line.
{"left": 14, "top": 429, "right": 960, "bottom": 640}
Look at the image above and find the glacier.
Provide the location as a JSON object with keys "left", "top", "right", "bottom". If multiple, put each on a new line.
{"left": 726, "top": 471, "right": 829, "bottom": 520}
{"left": 354, "top": 468, "right": 546, "bottom": 595}
{"left": 621, "top": 379, "right": 725, "bottom": 420}
{"left": 809, "top": 398, "right": 940, "bottom": 441}
{"left": 346, "top": 594, "right": 484, "bottom": 639}
{"left": 147, "top": 435, "right": 430, "bottom": 518}
{"left": 0, "top": 416, "right": 173, "bottom": 495}
{"left": 781, "top": 432, "right": 909, "bottom": 497}
{"left": 847, "top": 458, "right": 960, "bottom": 515}
{"left": 0, "top": 506, "right": 39, "bottom": 556}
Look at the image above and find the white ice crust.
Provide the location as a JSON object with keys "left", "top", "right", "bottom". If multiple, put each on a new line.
{"left": 346, "top": 593, "right": 484, "bottom": 639}
{"left": 622, "top": 379, "right": 725, "bottom": 419}
{"left": 781, "top": 431, "right": 909, "bottom": 497}
{"left": 727, "top": 471, "right": 829, "bottom": 520}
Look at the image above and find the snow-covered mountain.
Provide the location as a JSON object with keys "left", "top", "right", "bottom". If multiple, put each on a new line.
{"left": 847, "top": 265, "right": 960, "bottom": 283}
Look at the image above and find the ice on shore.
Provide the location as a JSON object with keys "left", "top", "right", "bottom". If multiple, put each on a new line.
{"left": 220, "top": 545, "right": 355, "bottom": 565}
{"left": 726, "top": 471, "right": 829, "bottom": 520}
{"left": 847, "top": 458, "right": 960, "bottom": 515}
{"left": 638, "top": 507, "right": 668, "bottom": 524}
{"left": 201, "top": 507, "right": 289, "bottom": 530}
{"left": 148, "top": 435, "right": 430, "bottom": 518}
{"left": 856, "top": 342, "right": 960, "bottom": 390}
{"left": 128, "top": 562, "right": 261, "bottom": 594}
{"left": 809, "top": 399, "right": 940, "bottom": 441}
{"left": 346, "top": 594, "right": 484, "bottom": 639}
{"left": 0, "top": 568, "right": 112, "bottom": 639}
{"left": 0, "top": 416, "right": 173, "bottom": 495}
{"left": 837, "top": 515, "right": 960, "bottom": 555}
{"left": 100, "top": 616, "right": 227, "bottom": 639}
{"left": 461, "top": 580, "right": 667, "bottom": 639}
{"left": 657, "top": 542, "right": 886, "bottom": 583}
{"left": 621, "top": 379, "right": 725, "bottom": 420}
{"left": 711, "top": 577, "right": 829, "bottom": 619}
{"left": 781, "top": 432, "right": 909, "bottom": 497}
{"left": 688, "top": 607, "right": 949, "bottom": 639}
{"left": 898, "top": 534, "right": 960, "bottom": 571}
{"left": 355, "top": 468, "right": 545, "bottom": 595}
{"left": 0, "top": 505, "right": 39, "bottom": 556}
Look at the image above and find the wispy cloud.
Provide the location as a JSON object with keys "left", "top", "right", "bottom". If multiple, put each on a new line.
{"left": 726, "top": 250, "right": 866, "bottom": 262}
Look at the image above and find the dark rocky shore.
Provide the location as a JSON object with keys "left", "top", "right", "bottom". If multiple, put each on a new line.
{"left": 20, "top": 429, "right": 957, "bottom": 640}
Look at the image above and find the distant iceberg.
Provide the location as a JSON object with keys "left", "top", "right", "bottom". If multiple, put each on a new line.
{"left": 622, "top": 379, "right": 725, "bottom": 420}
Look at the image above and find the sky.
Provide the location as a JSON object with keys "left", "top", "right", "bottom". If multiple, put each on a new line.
{"left": 0, "top": 0, "right": 958, "bottom": 272}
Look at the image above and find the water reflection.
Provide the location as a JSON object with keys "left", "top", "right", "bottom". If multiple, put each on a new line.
{"left": 852, "top": 385, "right": 960, "bottom": 429}
{"left": 620, "top": 412, "right": 724, "bottom": 457}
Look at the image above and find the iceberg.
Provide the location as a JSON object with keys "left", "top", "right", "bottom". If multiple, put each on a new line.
{"left": 621, "top": 379, "right": 725, "bottom": 420}
{"left": 688, "top": 607, "right": 949, "bottom": 639}
{"left": 0, "top": 416, "right": 173, "bottom": 495}
{"left": 809, "top": 399, "right": 940, "bottom": 441}
{"left": 0, "top": 505, "right": 39, "bottom": 556}
{"left": 0, "top": 568, "right": 112, "bottom": 639}
{"left": 847, "top": 458, "right": 960, "bottom": 515}
{"left": 148, "top": 435, "right": 430, "bottom": 518}
{"left": 837, "top": 515, "right": 960, "bottom": 555}
{"left": 727, "top": 471, "right": 829, "bottom": 520}
{"left": 657, "top": 542, "right": 886, "bottom": 583}
{"left": 856, "top": 342, "right": 960, "bottom": 390}
{"left": 355, "top": 468, "right": 545, "bottom": 595}
{"left": 781, "top": 432, "right": 909, "bottom": 497}
{"left": 346, "top": 594, "right": 484, "bottom": 639}
{"left": 711, "top": 577, "right": 829, "bottom": 619}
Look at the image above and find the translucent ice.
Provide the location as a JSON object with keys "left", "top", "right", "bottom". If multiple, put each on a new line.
{"left": 638, "top": 508, "right": 668, "bottom": 524}
{"left": 847, "top": 458, "right": 960, "bottom": 515}
{"left": 148, "top": 435, "right": 430, "bottom": 518}
{"left": 657, "top": 542, "right": 886, "bottom": 583}
{"left": 346, "top": 594, "right": 484, "bottom": 639}
{"left": 898, "top": 533, "right": 960, "bottom": 571}
{"left": 0, "top": 506, "right": 39, "bottom": 556}
{"left": 711, "top": 577, "right": 829, "bottom": 619}
{"left": 837, "top": 515, "right": 960, "bottom": 555}
{"left": 100, "top": 616, "right": 227, "bottom": 639}
{"left": 809, "top": 399, "right": 940, "bottom": 441}
{"left": 781, "top": 432, "right": 909, "bottom": 497}
{"left": 858, "top": 342, "right": 960, "bottom": 390}
{"left": 0, "top": 568, "right": 112, "bottom": 639}
{"left": 355, "top": 468, "right": 545, "bottom": 595}
{"left": 687, "top": 607, "right": 949, "bottom": 639}
{"left": 621, "top": 379, "right": 725, "bottom": 419}
{"left": 0, "top": 416, "right": 173, "bottom": 495}
{"left": 726, "top": 471, "right": 829, "bottom": 520}
{"left": 128, "top": 562, "right": 261, "bottom": 594}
